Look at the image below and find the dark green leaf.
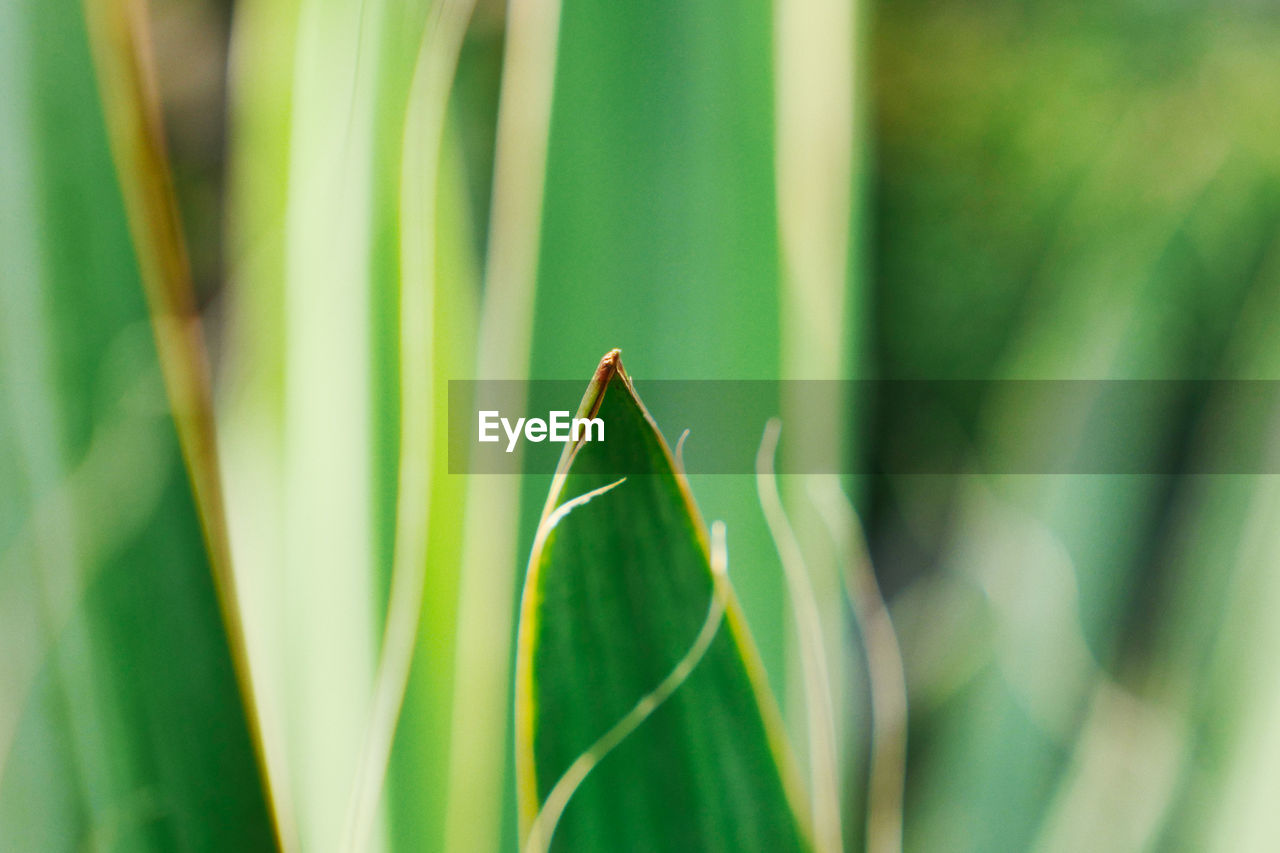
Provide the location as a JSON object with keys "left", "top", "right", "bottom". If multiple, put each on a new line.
{"left": 515, "top": 351, "right": 810, "bottom": 852}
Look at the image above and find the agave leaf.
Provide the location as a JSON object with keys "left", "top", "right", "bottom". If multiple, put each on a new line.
{"left": 527, "top": 0, "right": 790, "bottom": 710}
{"left": 0, "top": 0, "right": 276, "bottom": 848}
{"left": 515, "top": 351, "right": 810, "bottom": 852}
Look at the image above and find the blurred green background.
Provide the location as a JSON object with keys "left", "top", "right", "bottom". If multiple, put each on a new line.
{"left": 4, "top": 0, "right": 1280, "bottom": 849}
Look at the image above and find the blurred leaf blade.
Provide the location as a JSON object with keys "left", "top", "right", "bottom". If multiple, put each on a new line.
{"left": 528, "top": 0, "right": 790, "bottom": 708}
{"left": 0, "top": 0, "right": 277, "bottom": 847}
{"left": 515, "top": 352, "right": 810, "bottom": 852}
{"left": 873, "top": 6, "right": 1280, "bottom": 851}
{"left": 384, "top": 123, "right": 479, "bottom": 852}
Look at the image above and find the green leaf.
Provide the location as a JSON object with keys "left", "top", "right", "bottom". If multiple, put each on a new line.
{"left": 0, "top": 0, "right": 276, "bottom": 848}
{"left": 515, "top": 351, "right": 811, "bottom": 852}
{"left": 529, "top": 0, "right": 791, "bottom": 705}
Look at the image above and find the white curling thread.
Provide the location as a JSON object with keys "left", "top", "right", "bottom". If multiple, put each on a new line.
{"left": 756, "top": 419, "right": 843, "bottom": 853}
